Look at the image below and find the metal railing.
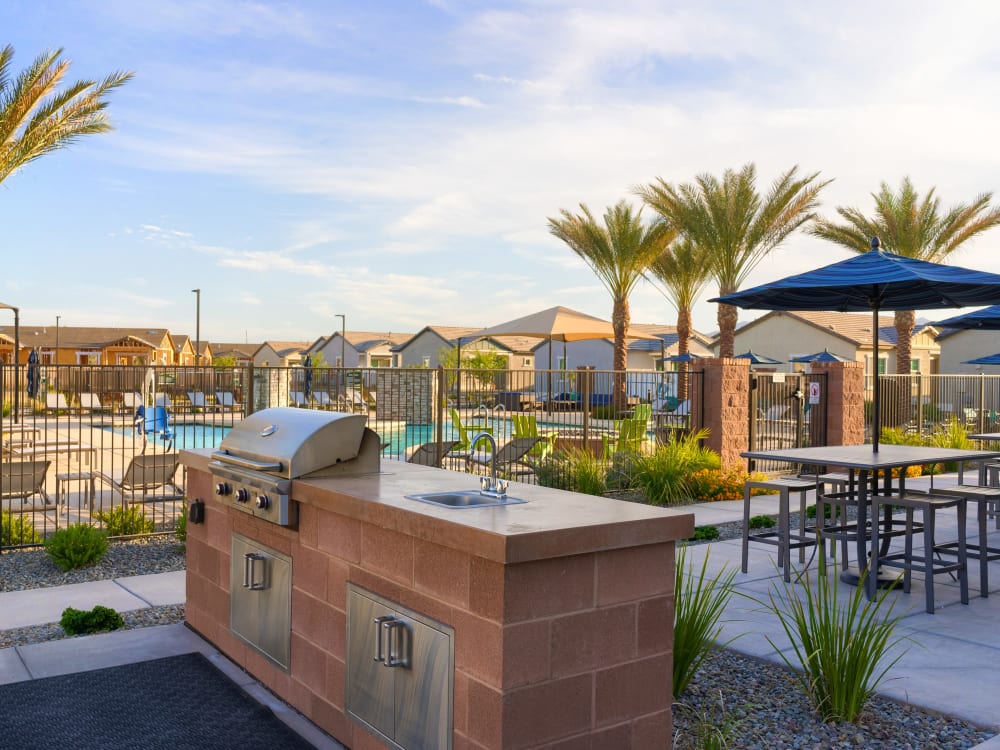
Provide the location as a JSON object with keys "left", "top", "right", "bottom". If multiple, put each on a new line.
{"left": 870, "top": 373, "right": 1000, "bottom": 437}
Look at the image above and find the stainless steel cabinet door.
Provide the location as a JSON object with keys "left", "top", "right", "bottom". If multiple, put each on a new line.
{"left": 394, "top": 615, "right": 452, "bottom": 750}
{"left": 346, "top": 589, "right": 396, "bottom": 739}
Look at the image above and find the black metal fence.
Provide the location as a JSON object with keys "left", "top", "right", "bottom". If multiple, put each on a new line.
{"left": 748, "top": 372, "right": 828, "bottom": 473}
{"left": 871, "top": 373, "right": 1000, "bottom": 437}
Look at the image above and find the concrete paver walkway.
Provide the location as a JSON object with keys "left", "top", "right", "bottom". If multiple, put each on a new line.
{"left": 1, "top": 474, "right": 998, "bottom": 747}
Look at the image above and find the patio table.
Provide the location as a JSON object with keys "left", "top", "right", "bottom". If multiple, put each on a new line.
{"left": 741, "top": 444, "right": 1000, "bottom": 599}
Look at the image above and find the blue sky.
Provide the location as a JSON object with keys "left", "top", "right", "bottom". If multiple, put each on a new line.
{"left": 4, "top": 1, "right": 1000, "bottom": 344}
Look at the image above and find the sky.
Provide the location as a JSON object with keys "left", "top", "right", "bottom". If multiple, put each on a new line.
{"left": 4, "top": 1, "right": 1000, "bottom": 345}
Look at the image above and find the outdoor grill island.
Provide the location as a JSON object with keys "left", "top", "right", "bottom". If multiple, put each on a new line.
{"left": 181, "top": 407, "right": 694, "bottom": 749}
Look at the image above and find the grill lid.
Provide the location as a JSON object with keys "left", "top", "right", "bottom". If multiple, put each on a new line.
{"left": 214, "top": 406, "right": 368, "bottom": 479}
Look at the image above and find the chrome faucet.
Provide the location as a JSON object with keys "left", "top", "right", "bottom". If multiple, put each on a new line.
{"left": 470, "top": 432, "right": 508, "bottom": 499}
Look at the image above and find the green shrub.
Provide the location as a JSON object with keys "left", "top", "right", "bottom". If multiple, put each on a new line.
{"left": 687, "top": 467, "right": 771, "bottom": 502}
{"left": 764, "top": 571, "right": 908, "bottom": 722}
{"left": 674, "top": 691, "right": 750, "bottom": 750}
{"left": 45, "top": 524, "right": 108, "bottom": 571}
{"left": 634, "top": 428, "right": 718, "bottom": 506}
{"left": 60, "top": 605, "right": 124, "bottom": 635}
{"left": 605, "top": 450, "right": 639, "bottom": 492}
{"left": 1, "top": 511, "right": 42, "bottom": 546}
{"left": 928, "top": 419, "right": 975, "bottom": 472}
{"left": 805, "top": 503, "right": 833, "bottom": 519}
{"left": 748, "top": 514, "right": 773, "bottom": 529}
{"left": 175, "top": 508, "right": 188, "bottom": 543}
{"left": 689, "top": 525, "right": 720, "bottom": 541}
{"left": 590, "top": 405, "right": 616, "bottom": 420}
{"left": 674, "top": 545, "right": 738, "bottom": 696}
{"left": 535, "top": 448, "right": 608, "bottom": 495}
{"left": 96, "top": 506, "right": 154, "bottom": 536}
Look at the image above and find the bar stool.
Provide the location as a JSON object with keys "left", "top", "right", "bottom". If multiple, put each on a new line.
{"left": 935, "top": 484, "right": 1000, "bottom": 597}
{"left": 870, "top": 491, "right": 969, "bottom": 614}
{"left": 742, "top": 477, "right": 818, "bottom": 582}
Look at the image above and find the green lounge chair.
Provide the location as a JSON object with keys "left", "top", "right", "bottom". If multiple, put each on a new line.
{"left": 602, "top": 418, "right": 646, "bottom": 460}
{"left": 512, "top": 414, "right": 557, "bottom": 460}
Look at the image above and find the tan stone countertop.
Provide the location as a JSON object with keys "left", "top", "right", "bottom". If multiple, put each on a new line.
{"left": 182, "top": 450, "right": 694, "bottom": 564}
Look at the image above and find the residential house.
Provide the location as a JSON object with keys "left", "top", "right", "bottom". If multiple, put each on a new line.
{"left": 173, "top": 335, "right": 212, "bottom": 366}
{"left": 936, "top": 327, "right": 1000, "bottom": 374}
{"left": 394, "top": 326, "right": 536, "bottom": 369}
{"left": 211, "top": 343, "right": 259, "bottom": 366}
{"left": 0, "top": 326, "right": 176, "bottom": 366}
{"left": 314, "top": 331, "right": 413, "bottom": 369}
{"left": 721, "top": 311, "right": 940, "bottom": 375}
{"left": 531, "top": 324, "right": 714, "bottom": 372}
{"left": 253, "top": 341, "right": 313, "bottom": 367}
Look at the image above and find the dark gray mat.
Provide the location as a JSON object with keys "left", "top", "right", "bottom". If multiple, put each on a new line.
{"left": 0, "top": 652, "right": 316, "bottom": 749}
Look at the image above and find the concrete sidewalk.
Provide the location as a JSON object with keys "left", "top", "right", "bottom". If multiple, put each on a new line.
{"left": 1, "top": 478, "right": 998, "bottom": 747}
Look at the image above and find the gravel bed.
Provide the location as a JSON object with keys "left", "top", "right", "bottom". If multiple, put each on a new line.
{"left": 673, "top": 649, "right": 995, "bottom": 749}
{"left": 2, "top": 530, "right": 996, "bottom": 748}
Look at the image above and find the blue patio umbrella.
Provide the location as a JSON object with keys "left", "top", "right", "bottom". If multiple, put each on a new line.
{"left": 26, "top": 349, "right": 39, "bottom": 398}
{"left": 303, "top": 355, "right": 313, "bottom": 400}
{"left": 931, "top": 304, "right": 1000, "bottom": 330}
{"left": 661, "top": 352, "right": 703, "bottom": 363}
{"left": 963, "top": 353, "right": 1000, "bottom": 366}
{"left": 789, "top": 348, "right": 852, "bottom": 364}
{"left": 712, "top": 236, "right": 1000, "bottom": 450}
{"left": 734, "top": 350, "right": 783, "bottom": 365}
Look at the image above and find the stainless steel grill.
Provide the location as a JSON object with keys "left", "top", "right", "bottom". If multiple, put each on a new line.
{"left": 209, "top": 406, "right": 381, "bottom": 525}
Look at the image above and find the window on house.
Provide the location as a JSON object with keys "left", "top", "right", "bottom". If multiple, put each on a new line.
{"left": 523, "top": 357, "right": 532, "bottom": 367}
{"left": 422, "top": 356, "right": 431, "bottom": 367}
{"left": 910, "top": 358, "right": 920, "bottom": 372}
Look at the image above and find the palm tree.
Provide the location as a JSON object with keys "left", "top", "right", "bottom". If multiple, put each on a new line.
{"left": 0, "top": 45, "right": 132, "bottom": 185}
{"left": 636, "top": 164, "right": 830, "bottom": 357}
{"left": 548, "top": 200, "right": 676, "bottom": 409}
{"left": 647, "top": 238, "right": 712, "bottom": 400}
{"left": 811, "top": 177, "right": 1000, "bottom": 378}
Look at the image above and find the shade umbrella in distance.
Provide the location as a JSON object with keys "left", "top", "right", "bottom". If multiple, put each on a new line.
{"left": 931, "top": 304, "right": 1000, "bottom": 330}
{"left": 662, "top": 351, "right": 703, "bottom": 364}
{"left": 734, "top": 350, "right": 783, "bottom": 365}
{"left": 712, "top": 236, "right": 1000, "bottom": 450}
{"left": 963, "top": 353, "right": 1000, "bottom": 366}
{"left": 789, "top": 349, "right": 853, "bottom": 364}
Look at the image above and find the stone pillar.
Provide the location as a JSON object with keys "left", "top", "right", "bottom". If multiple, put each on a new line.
{"left": 811, "top": 361, "right": 865, "bottom": 445}
{"left": 696, "top": 357, "right": 750, "bottom": 468}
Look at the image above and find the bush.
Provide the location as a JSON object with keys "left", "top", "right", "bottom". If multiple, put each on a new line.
{"left": 45, "top": 524, "right": 108, "bottom": 571}
{"left": 175, "top": 508, "right": 188, "bottom": 543}
{"left": 1, "top": 511, "right": 42, "bottom": 546}
{"left": 764, "top": 571, "right": 908, "bottom": 722}
{"left": 687, "top": 467, "right": 771, "bottom": 502}
{"left": 96, "top": 506, "right": 154, "bottom": 536}
{"left": 689, "top": 525, "right": 720, "bottom": 541}
{"left": 633, "top": 429, "right": 718, "bottom": 506}
{"left": 590, "top": 405, "right": 616, "bottom": 420}
{"left": 674, "top": 545, "right": 738, "bottom": 696}
{"left": 533, "top": 449, "right": 609, "bottom": 495}
{"left": 60, "top": 605, "right": 124, "bottom": 635}
{"left": 881, "top": 419, "right": 974, "bottom": 474}
{"left": 748, "top": 514, "right": 773, "bottom": 529}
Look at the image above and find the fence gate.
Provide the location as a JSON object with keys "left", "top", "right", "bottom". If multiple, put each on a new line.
{"left": 748, "top": 372, "right": 827, "bottom": 473}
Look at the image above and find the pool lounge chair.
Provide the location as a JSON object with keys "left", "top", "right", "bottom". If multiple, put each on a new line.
{"left": 313, "top": 392, "right": 334, "bottom": 409}
{"left": 215, "top": 391, "right": 241, "bottom": 412}
{"left": 45, "top": 392, "right": 69, "bottom": 413}
{"left": 0, "top": 459, "right": 52, "bottom": 511}
{"left": 90, "top": 452, "right": 183, "bottom": 506}
{"left": 290, "top": 391, "right": 311, "bottom": 407}
{"left": 466, "top": 437, "right": 543, "bottom": 481}
{"left": 187, "top": 391, "right": 210, "bottom": 411}
{"left": 121, "top": 391, "right": 142, "bottom": 414}
{"left": 406, "top": 441, "right": 460, "bottom": 468}
{"left": 78, "top": 393, "right": 108, "bottom": 414}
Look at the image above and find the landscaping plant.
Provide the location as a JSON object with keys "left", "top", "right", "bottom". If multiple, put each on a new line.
{"left": 689, "top": 525, "right": 720, "bottom": 541}
{"left": 96, "top": 506, "right": 154, "bottom": 536}
{"left": 687, "top": 466, "right": 770, "bottom": 502}
{"left": 1, "top": 511, "right": 41, "bottom": 546}
{"left": 765, "top": 570, "right": 908, "bottom": 722}
{"left": 634, "top": 428, "right": 718, "bottom": 506}
{"left": 175, "top": 508, "right": 188, "bottom": 544}
{"left": 60, "top": 604, "right": 124, "bottom": 635}
{"left": 673, "top": 691, "right": 749, "bottom": 750}
{"left": 45, "top": 523, "right": 108, "bottom": 571}
{"left": 673, "top": 544, "right": 738, "bottom": 696}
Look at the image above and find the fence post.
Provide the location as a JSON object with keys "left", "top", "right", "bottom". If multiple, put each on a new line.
{"left": 810, "top": 361, "right": 864, "bottom": 445}
{"left": 697, "top": 357, "right": 749, "bottom": 469}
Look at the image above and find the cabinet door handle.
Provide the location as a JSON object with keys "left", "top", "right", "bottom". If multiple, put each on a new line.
{"left": 373, "top": 615, "right": 395, "bottom": 663}
{"left": 243, "top": 552, "right": 267, "bottom": 590}
{"left": 383, "top": 619, "right": 409, "bottom": 668}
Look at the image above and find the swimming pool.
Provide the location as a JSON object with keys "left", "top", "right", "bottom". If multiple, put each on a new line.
{"left": 101, "top": 424, "right": 233, "bottom": 450}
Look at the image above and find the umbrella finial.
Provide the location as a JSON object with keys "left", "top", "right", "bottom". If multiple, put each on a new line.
{"left": 871, "top": 236, "right": 880, "bottom": 251}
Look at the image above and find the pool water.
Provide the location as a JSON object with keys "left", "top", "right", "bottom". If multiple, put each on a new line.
{"left": 102, "top": 424, "right": 232, "bottom": 450}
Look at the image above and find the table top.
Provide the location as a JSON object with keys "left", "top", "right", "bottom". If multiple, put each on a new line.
{"left": 741, "top": 443, "right": 1000, "bottom": 470}
{"left": 969, "top": 432, "right": 1000, "bottom": 441}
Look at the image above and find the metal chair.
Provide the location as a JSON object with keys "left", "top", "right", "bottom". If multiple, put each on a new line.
{"left": 742, "top": 477, "right": 818, "bottom": 582}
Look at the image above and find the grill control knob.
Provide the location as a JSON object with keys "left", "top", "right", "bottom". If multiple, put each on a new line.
{"left": 255, "top": 494, "right": 270, "bottom": 510}
{"left": 215, "top": 482, "right": 232, "bottom": 496}
{"left": 235, "top": 488, "right": 251, "bottom": 503}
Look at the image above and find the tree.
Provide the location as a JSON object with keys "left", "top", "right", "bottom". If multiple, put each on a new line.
{"left": 647, "top": 238, "right": 712, "bottom": 399}
{"left": 811, "top": 177, "right": 1000, "bottom": 381}
{"left": 0, "top": 45, "right": 132, "bottom": 184}
{"left": 636, "top": 164, "right": 830, "bottom": 357}
{"left": 548, "top": 200, "right": 675, "bottom": 409}
{"left": 438, "top": 345, "right": 508, "bottom": 392}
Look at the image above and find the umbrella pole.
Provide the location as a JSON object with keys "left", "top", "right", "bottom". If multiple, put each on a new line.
{"left": 872, "top": 306, "right": 880, "bottom": 451}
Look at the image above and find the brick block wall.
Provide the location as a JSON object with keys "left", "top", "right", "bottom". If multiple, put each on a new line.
{"left": 185, "top": 467, "right": 678, "bottom": 749}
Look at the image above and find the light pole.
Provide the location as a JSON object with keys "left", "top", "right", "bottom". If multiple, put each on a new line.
{"left": 335, "top": 313, "right": 346, "bottom": 391}
{"left": 55, "top": 315, "right": 60, "bottom": 390}
{"left": 191, "top": 288, "right": 201, "bottom": 366}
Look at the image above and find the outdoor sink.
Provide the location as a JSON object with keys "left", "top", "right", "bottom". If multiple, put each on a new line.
{"left": 405, "top": 490, "right": 527, "bottom": 509}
